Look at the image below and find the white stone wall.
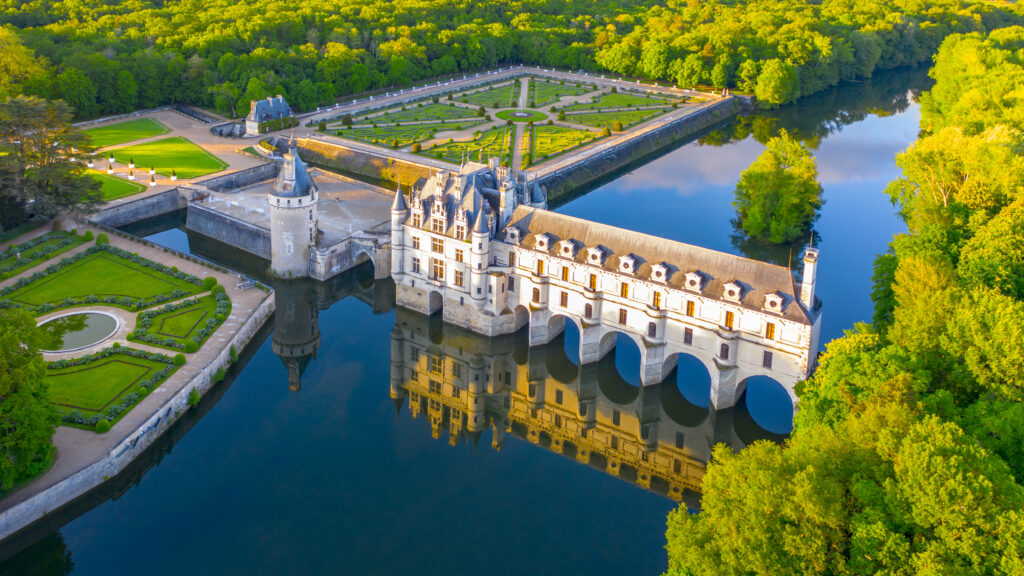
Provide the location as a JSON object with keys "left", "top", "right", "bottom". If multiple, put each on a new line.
{"left": 269, "top": 194, "right": 316, "bottom": 277}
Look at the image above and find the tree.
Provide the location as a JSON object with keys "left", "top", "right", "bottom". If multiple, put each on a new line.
{"left": 755, "top": 58, "right": 799, "bottom": 107}
{"left": 0, "top": 26, "right": 44, "bottom": 101}
{"left": 733, "top": 129, "right": 823, "bottom": 243}
{"left": 0, "top": 308, "right": 58, "bottom": 490}
{"left": 0, "top": 96, "right": 102, "bottom": 223}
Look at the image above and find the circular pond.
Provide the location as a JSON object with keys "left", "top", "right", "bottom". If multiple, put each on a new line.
{"left": 38, "top": 311, "right": 119, "bottom": 353}
{"left": 496, "top": 109, "right": 548, "bottom": 123}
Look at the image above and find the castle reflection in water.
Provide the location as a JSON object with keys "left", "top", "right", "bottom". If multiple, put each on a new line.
{"left": 270, "top": 262, "right": 784, "bottom": 506}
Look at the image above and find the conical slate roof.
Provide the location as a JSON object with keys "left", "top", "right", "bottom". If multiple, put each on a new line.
{"left": 273, "top": 140, "right": 317, "bottom": 198}
{"left": 473, "top": 205, "right": 489, "bottom": 234}
{"left": 391, "top": 186, "right": 408, "bottom": 211}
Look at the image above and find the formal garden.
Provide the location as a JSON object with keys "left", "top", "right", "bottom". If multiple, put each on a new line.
{"left": 562, "top": 90, "right": 677, "bottom": 111}
{"left": 526, "top": 124, "right": 600, "bottom": 166}
{"left": 110, "top": 136, "right": 227, "bottom": 178}
{"left": 89, "top": 171, "right": 146, "bottom": 200}
{"left": 0, "top": 230, "right": 89, "bottom": 281}
{"left": 457, "top": 82, "right": 517, "bottom": 107}
{"left": 129, "top": 289, "right": 231, "bottom": 351}
{"left": 424, "top": 126, "right": 513, "bottom": 164}
{"left": 353, "top": 102, "right": 478, "bottom": 124}
{"left": 529, "top": 79, "right": 592, "bottom": 106}
{"left": 565, "top": 108, "right": 666, "bottom": 130}
{"left": 82, "top": 118, "right": 170, "bottom": 148}
{"left": 336, "top": 120, "right": 487, "bottom": 148}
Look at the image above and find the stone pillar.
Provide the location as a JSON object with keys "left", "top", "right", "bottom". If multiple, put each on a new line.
{"left": 709, "top": 362, "right": 740, "bottom": 409}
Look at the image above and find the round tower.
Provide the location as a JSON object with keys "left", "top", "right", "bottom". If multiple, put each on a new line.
{"left": 271, "top": 279, "right": 320, "bottom": 393}
{"left": 269, "top": 140, "right": 318, "bottom": 278}
{"left": 390, "top": 183, "right": 408, "bottom": 277}
{"left": 470, "top": 207, "right": 489, "bottom": 303}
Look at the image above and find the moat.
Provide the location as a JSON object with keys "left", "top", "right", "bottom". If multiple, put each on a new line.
{"left": 0, "top": 67, "right": 926, "bottom": 575}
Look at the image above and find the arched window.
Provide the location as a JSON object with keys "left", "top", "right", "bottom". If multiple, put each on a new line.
{"left": 719, "top": 343, "right": 729, "bottom": 360}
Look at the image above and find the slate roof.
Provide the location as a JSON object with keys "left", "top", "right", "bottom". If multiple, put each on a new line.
{"left": 506, "top": 206, "right": 813, "bottom": 324}
{"left": 248, "top": 95, "right": 292, "bottom": 123}
{"left": 273, "top": 141, "right": 317, "bottom": 198}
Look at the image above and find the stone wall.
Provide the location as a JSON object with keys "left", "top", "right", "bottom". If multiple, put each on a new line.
{"left": 539, "top": 98, "right": 740, "bottom": 202}
{"left": 0, "top": 293, "right": 275, "bottom": 543}
{"left": 298, "top": 138, "right": 433, "bottom": 188}
{"left": 185, "top": 202, "right": 271, "bottom": 259}
{"left": 89, "top": 189, "right": 186, "bottom": 228}
{"left": 195, "top": 162, "right": 279, "bottom": 191}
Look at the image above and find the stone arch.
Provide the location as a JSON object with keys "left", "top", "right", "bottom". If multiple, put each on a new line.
{"left": 546, "top": 313, "right": 582, "bottom": 366}
{"left": 512, "top": 305, "right": 530, "bottom": 332}
{"left": 665, "top": 350, "right": 715, "bottom": 409}
{"left": 659, "top": 379, "right": 709, "bottom": 428}
{"left": 736, "top": 374, "right": 794, "bottom": 435}
{"left": 598, "top": 329, "right": 645, "bottom": 388}
{"left": 427, "top": 291, "right": 444, "bottom": 316}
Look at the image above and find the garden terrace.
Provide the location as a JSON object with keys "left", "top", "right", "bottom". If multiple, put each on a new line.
{"left": 0, "top": 245, "right": 202, "bottom": 314}
{"left": 0, "top": 231, "right": 88, "bottom": 281}
{"left": 562, "top": 91, "right": 677, "bottom": 111}
{"left": 352, "top": 102, "right": 478, "bottom": 125}
{"left": 527, "top": 124, "right": 600, "bottom": 166}
{"left": 530, "top": 79, "right": 593, "bottom": 106}
{"left": 457, "top": 83, "right": 517, "bottom": 107}
{"left": 110, "top": 136, "right": 227, "bottom": 179}
{"left": 565, "top": 109, "right": 666, "bottom": 130}
{"left": 89, "top": 171, "right": 146, "bottom": 200}
{"left": 336, "top": 120, "right": 487, "bottom": 148}
{"left": 47, "top": 346, "right": 178, "bottom": 429}
{"left": 423, "top": 126, "right": 513, "bottom": 165}
{"left": 130, "top": 291, "right": 232, "bottom": 351}
{"left": 83, "top": 118, "right": 170, "bottom": 148}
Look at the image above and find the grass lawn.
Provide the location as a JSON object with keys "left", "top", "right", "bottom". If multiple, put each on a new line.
{"left": 47, "top": 349, "right": 177, "bottom": 427}
{"left": 496, "top": 109, "right": 548, "bottom": 122}
{"left": 530, "top": 79, "right": 592, "bottom": 106}
{"left": 566, "top": 108, "right": 667, "bottom": 129}
{"left": 4, "top": 250, "right": 200, "bottom": 307}
{"left": 529, "top": 125, "right": 599, "bottom": 165}
{"left": 112, "top": 137, "right": 227, "bottom": 179}
{"left": 423, "top": 126, "right": 512, "bottom": 164}
{"left": 0, "top": 232, "right": 89, "bottom": 280}
{"left": 564, "top": 91, "right": 676, "bottom": 111}
{"left": 458, "top": 83, "right": 517, "bottom": 108}
{"left": 338, "top": 120, "right": 486, "bottom": 148}
{"left": 83, "top": 118, "right": 170, "bottom": 148}
{"left": 354, "top": 103, "right": 478, "bottom": 124}
{"left": 90, "top": 171, "right": 146, "bottom": 200}
{"left": 132, "top": 294, "right": 230, "bottom": 350}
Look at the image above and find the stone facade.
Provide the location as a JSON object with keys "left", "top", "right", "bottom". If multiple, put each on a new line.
{"left": 245, "top": 95, "right": 293, "bottom": 136}
{"left": 390, "top": 171, "right": 822, "bottom": 409}
{"left": 269, "top": 141, "right": 318, "bottom": 277}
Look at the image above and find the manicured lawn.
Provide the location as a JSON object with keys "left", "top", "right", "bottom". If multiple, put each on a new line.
{"left": 0, "top": 232, "right": 88, "bottom": 280}
{"left": 338, "top": 120, "right": 486, "bottom": 148}
{"left": 131, "top": 293, "right": 230, "bottom": 351}
{"left": 112, "top": 137, "right": 227, "bottom": 179}
{"left": 530, "top": 79, "right": 592, "bottom": 106}
{"left": 529, "top": 125, "right": 599, "bottom": 165}
{"left": 566, "top": 108, "right": 666, "bottom": 129}
{"left": 458, "top": 83, "right": 517, "bottom": 107}
{"left": 423, "top": 126, "right": 512, "bottom": 164}
{"left": 496, "top": 109, "right": 548, "bottom": 123}
{"left": 90, "top": 171, "right": 146, "bottom": 200}
{"left": 564, "top": 91, "right": 676, "bottom": 111}
{"left": 4, "top": 250, "right": 200, "bottom": 308}
{"left": 354, "top": 103, "right": 478, "bottom": 124}
{"left": 83, "top": 118, "right": 169, "bottom": 148}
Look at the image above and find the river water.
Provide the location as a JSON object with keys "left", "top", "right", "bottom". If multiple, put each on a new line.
{"left": 0, "top": 68, "right": 927, "bottom": 576}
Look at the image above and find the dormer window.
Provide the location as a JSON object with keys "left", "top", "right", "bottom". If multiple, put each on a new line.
{"left": 587, "top": 247, "right": 606, "bottom": 266}
{"left": 651, "top": 263, "right": 669, "bottom": 283}
{"left": 455, "top": 224, "right": 466, "bottom": 240}
{"left": 535, "top": 233, "right": 552, "bottom": 253}
{"left": 558, "top": 240, "right": 577, "bottom": 259}
{"left": 412, "top": 213, "right": 422, "bottom": 228}
{"left": 684, "top": 272, "right": 703, "bottom": 292}
{"left": 723, "top": 282, "right": 742, "bottom": 302}
{"left": 431, "top": 217, "right": 445, "bottom": 233}
{"left": 506, "top": 227, "right": 521, "bottom": 244}
{"left": 764, "top": 293, "right": 784, "bottom": 313}
{"left": 619, "top": 255, "right": 636, "bottom": 275}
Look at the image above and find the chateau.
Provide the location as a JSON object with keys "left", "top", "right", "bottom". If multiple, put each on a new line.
{"left": 245, "top": 94, "right": 293, "bottom": 136}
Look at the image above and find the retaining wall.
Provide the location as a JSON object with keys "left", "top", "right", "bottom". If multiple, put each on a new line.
{"left": 298, "top": 138, "right": 434, "bottom": 187}
{"left": 196, "top": 162, "right": 279, "bottom": 191}
{"left": 185, "top": 203, "right": 271, "bottom": 259}
{"left": 89, "top": 189, "right": 186, "bottom": 228}
{"left": 0, "top": 290, "right": 275, "bottom": 543}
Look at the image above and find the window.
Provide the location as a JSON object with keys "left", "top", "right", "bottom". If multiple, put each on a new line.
{"left": 430, "top": 357, "right": 443, "bottom": 374}
{"left": 431, "top": 218, "right": 444, "bottom": 233}
{"left": 412, "top": 257, "right": 420, "bottom": 273}
{"left": 765, "top": 322, "right": 776, "bottom": 340}
{"left": 724, "top": 311, "right": 734, "bottom": 330}
{"left": 431, "top": 237, "right": 444, "bottom": 253}
{"left": 685, "top": 300, "right": 695, "bottom": 316}
{"left": 429, "top": 380, "right": 441, "bottom": 394}
{"left": 509, "top": 252, "right": 516, "bottom": 267}
{"left": 719, "top": 343, "right": 729, "bottom": 360}
{"left": 431, "top": 258, "right": 445, "bottom": 280}
{"left": 532, "top": 288, "right": 540, "bottom": 303}
{"left": 455, "top": 224, "right": 466, "bottom": 240}
{"left": 452, "top": 387, "right": 461, "bottom": 398}
{"left": 561, "top": 267, "right": 569, "bottom": 281}
{"left": 452, "top": 363, "right": 462, "bottom": 379}
{"left": 618, "top": 309, "right": 627, "bottom": 325}
{"left": 652, "top": 292, "right": 662, "bottom": 309}
{"left": 536, "top": 260, "right": 545, "bottom": 275}
{"left": 647, "top": 322, "right": 656, "bottom": 338}
{"left": 560, "top": 291, "right": 569, "bottom": 307}
{"left": 585, "top": 303, "right": 593, "bottom": 318}
{"left": 684, "top": 327, "right": 693, "bottom": 345}
{"left": 762, "top": 351, "right": 773, "bottom": 369}
{"left": 620, "top": 283, "right": 629, "bottom": 298}
{"left": 412, "top": 236, "right": 420, "bottom": 250}
{"left": 612, "top": 409, "right": 620, "bottom": 425}
{"left": 412, "top": 213, "right": 422, "bottom": 227}
{"left": 508, "top": 277, "right": 515, "bottom": 291}
{"left": 454, "top": 249, "right": 464, "bottom": 263}
{"left": 454, "top": 270, "right": 464, "bottom": 287}
{"left": 555, "top": 390, "right": 563, "bottom": 405}
{"left": 589, "top": 274, "right": 597, "bottom": 290}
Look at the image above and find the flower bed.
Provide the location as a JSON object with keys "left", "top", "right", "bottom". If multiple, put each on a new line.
{"left": 129, "top": 290, "right": 231, "bottom": 351}
{"left": 0, "top": 231, "right": 89, "bottom": 280}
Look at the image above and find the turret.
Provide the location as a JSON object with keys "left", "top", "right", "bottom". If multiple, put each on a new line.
{"left": 799, "top": 246, "right": 819, "bottom": 312}
{"left": 269, "top": 140, "right": 318, "bottom": 278}
{"left": 470, "top": 206, "right": 490, "bottom": 302}
{"left": 391, "top": 183, "right": 408, "bottom": 277}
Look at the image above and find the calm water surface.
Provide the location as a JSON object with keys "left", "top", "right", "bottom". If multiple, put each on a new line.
{"left": 0, "top": 68, "right": 926, "bottom": 576}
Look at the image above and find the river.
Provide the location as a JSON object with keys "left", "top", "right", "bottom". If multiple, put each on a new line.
{"left": 0, "top": 67, "right": 928, "bottom": 576}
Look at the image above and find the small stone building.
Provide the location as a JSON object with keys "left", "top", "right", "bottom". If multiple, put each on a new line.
{"left": 246, "top": 95, "right": 293, "bottom": 136}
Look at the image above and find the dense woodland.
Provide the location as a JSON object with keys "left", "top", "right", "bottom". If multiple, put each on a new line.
{"left": 666, "top": 27, "right": 1024, "bottom": 574}
{"left": 0, "top": 0, "right": 1022, "bottom": 119}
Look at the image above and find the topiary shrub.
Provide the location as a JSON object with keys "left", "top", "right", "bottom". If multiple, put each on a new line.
{"left": 174, "top": 353, "right": 186, "bottom": 366}
{"left": 411, "top": 143, "right": 422, "bottom": 153}
{"left": 202, "top": 276, "right": 218, "bottom": 290}
{"left": 84, "top": 230, "right": 94, "bottom": 241}
{"left": 112, "top": 341, "right": 121, "bottom": 348}
{"left": 95, "top": 419, "right": 111, "bottom": 433}
{"left": 96, "top": 233, "right": 109, "bottom": 245}
{"left": 613, "top": 121, "right": 623, "bottom": 132}
{"left": 184, "top": 340, "right": 199, "bottom": 353}
{"left": 211, "top": 284, "right": 226, "bottom": 295}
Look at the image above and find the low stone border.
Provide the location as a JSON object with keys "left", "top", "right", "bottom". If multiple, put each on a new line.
{"left": 37, "top": 310, "right": 120, "bottom": 353}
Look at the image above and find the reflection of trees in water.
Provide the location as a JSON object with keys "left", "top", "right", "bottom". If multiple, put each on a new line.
{"left": 36, "top": 314, "right": 88, "bottom": 350}
{"left": 729, "top": 225, "right": 823, "bottom": 268}
{"left": 0, "top": 532, "right": 73, "bottom": 576}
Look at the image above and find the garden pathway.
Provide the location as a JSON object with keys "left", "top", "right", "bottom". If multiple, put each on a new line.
{"left": 0, "top": 219, "right": 272, "bottom": 516}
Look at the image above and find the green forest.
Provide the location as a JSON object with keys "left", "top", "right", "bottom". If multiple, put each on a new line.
{"left": 666, "top": 26, "right": 1024, "bottom": 574}
{"left": 0, "top": 0, "right": 1022, "bottom": 119}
